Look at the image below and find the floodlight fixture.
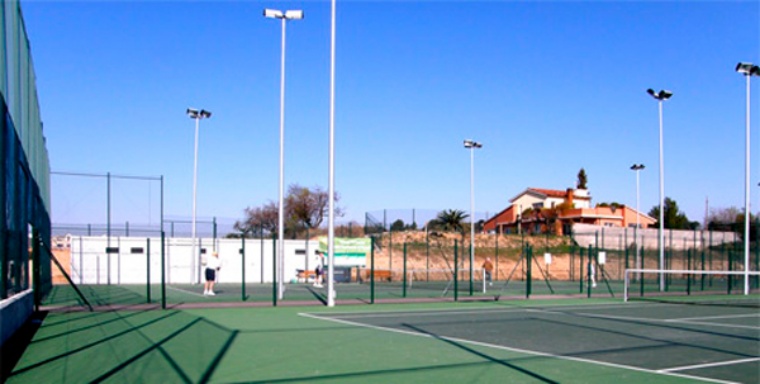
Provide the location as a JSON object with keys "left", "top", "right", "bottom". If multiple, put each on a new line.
{"left": 463, "top": 139, "right": 482, "bottom": 149}
{"left": 736, "top": 62, "right": 760, "bottom": 76}
{"left": 647, "top": 89, "right": 672, "bottom": 101}
{"left": 187, "top": 108, "right": 211, "bottom": 119}
{"left": 264, "top": 8, "right": 304, "bottom": 20}
{"left": 630, "top": 164, "right": 645, "bottom": 171}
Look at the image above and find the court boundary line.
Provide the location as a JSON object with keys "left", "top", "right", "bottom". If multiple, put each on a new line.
{"left": 530, "top": 309, "right": 760, "bottom": 331}
{"left": 299, "top": 311, "right": 735, "bottom": 384}
{"left": 165, "top": 285, "right": 205, "bottom": 297}
{"left": 666, "top": 313, "right": 760, "bottom": 322}
{"left": 659, "top": 357, "right": 760, "bottom": 373}
{"left": 302, "top": 302, "right": 652, "bottom": 319}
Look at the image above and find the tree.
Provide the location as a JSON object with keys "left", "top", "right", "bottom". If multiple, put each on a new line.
{"left": 235, "top": 184, "right": 343, "bottom": 238}
{"left": 577, "top": 168, "right": 588, "bottom": 189}
{"left": 648, "top": 197, "right": 697, "bottom": 230}
{"left": 390, "top": 219, "right": 406, "bottom": 231}
{"left": 234, "top": 201, "right": 278, "bottom": 236}
{"left": 429, "top": 209, "right": 469, "bottom": 235}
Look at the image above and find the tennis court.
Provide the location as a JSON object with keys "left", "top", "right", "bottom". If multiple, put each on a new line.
{"left": 5, "top": 297, "right": 758, "bottom": 383}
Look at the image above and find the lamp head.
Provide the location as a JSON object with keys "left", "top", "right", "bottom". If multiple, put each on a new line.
{"left": 463, "top": 139, "right": 482, "bottom": 149}
{"left": 263, "top": 8, "right": 283, "bottom": 19}
{"left": 284, "top": 10, "right": 304, "bottom": 20}
{"left": 647, "top": 89, "right": 672, "bottom": 101}
{"left": 630, "top": 164, "right": 645, "bottom": 171}
{"left": 187, "top": 108, "right": 211, "bottom": 119}
{"left": 736, "top": 62, "right": 760, "bottom": 77}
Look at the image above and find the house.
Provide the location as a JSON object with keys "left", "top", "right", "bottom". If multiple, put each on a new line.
{"left": 483, "top": 187, "right": 656, "bottom": 235}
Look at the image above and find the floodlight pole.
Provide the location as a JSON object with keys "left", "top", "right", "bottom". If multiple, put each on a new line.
{"left": 265, "top": 8, "right": 303, "bottom": 300}
{"left": 327, "top": 0, "right": 337, "bottom": 307}
{"left": 647, "top": 89, "right": 671, "bottom": 292}
{"left": 187, "top": 108, "right": 211, "bottom": 284}
{"left": 737, "top": 62, "right": 760, "bottom": 295}
{"left": 464, "top": 139, "right": 482, "bottom": 292}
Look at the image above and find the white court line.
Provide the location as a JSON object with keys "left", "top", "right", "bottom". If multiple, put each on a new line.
{"left": 528, "top": 309, "right": 760, "bottom": 331}
{"left": 165, "top": 285, "right": 206, "bottom": 297}
{"left": 666, "top": 313, "right": 760, "bottom": 322}
{"left": 668, "top": 319, "right": 760, "bottom": 331}
{"left": 298, "top": 312, "right": 737, "bottom": 384}
{"left": 659, "top": 357, "right": 760, "bottom": 373}
{"left": 314, "top": 302, "right": 655, "bottom": 320}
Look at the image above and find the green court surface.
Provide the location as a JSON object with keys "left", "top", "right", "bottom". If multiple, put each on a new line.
{"left": 5, "top": 298, "right": 758, "bottom": 383}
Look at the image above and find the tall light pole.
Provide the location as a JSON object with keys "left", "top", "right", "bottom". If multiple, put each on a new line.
{"left": 736, "top": 62, "right": 760, "bottom": 295}
{"left": 264, "top": 8, "right": 303, "bottom": 300}
{"left": 631, "top": 164, "right": 645, "bottom": 278}
{"left": 464, "top": 139, "right": 482, "bottom": 293}
{"left": 647, "top": 88, "right": 672, "bottom": 292}
{"left": 327, "top": 0, "right": 337, "bottom": 307}
{"left": 187, "top": 107, "right": 211, "bottom": 284}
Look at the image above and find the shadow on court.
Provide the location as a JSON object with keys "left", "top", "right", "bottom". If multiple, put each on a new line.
{"left": 4, "top": 309, "right": 237, "bottom": 383}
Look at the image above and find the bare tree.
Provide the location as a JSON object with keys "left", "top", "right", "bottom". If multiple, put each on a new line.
{"left": 234, "top": 201, "right": 278, "bottom": 236}
{"left": 236, "top": 184, "right": 343, "bottom": 238}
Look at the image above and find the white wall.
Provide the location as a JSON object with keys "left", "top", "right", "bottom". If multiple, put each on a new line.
{"left": 571, "top": 223, "right": 736, "bottom": 251}
{"left": 69, "top": 236, "right": 320, "bottom": 284}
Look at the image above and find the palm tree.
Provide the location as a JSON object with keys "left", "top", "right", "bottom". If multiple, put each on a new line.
{"left": 430, "top": 209, "right": 469, "bottom": 234}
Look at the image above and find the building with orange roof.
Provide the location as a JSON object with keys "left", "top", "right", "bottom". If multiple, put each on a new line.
{"left": 483, "top": 187, "right": 655, "bottom": 235}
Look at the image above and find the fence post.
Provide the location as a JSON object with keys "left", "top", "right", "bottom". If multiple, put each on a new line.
{"left": 526, "top": 245, "right": 532, "bottom": 299}
{"left": 403, "top": 242, "right": 407, "bottom": 298}
{"left": 241, "top": 236, "right": 246, "bottom": 301}
{"left": 371, "top": 236, "right": 375, "bottom": 304}
{"left": 454, "top": 240, "right": 459, "bottom": 302}
{"left": 161, "top": 231, "right": 166, "bottom": 309}
{"left": 146, "top": 238, "right": 151, "bottom": 303}
{"left": 587, "top": 244, "right": 593, "bottom": 298}
{"left": 272, "top": 234, "right": 277, "bottom": 307}
{"left": 426, "top": 229, "right": 430, "bottom": 282}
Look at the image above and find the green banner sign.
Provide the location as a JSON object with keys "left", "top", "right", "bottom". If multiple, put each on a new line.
{"left": 317, "top": 237, "right": 370, "bottom": 266}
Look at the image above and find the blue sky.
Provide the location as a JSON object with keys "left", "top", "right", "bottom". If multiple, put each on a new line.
{"left": 21, "top": 0, "right": 760, "bottom": 231}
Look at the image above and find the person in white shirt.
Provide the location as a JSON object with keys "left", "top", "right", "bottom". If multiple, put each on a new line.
{"left": 204, "top": 251, "right": 221, "bottom": 296}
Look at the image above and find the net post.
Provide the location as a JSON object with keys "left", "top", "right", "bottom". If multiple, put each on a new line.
{"left": 687, "top": 248, "right": 691, "bottom": 296}
{"left": 161, "top": 231, "right": 166, "bottom": 309}
{"left": 403, "top": 242, "right": 407, "bottom": 298}
{"left": 482, "top": 268, "right": 486, "bottom": 293}
{"left": 146, "top": 238, "right": 151, "bottom": 303}
{"left": 454, "top": 240, "right": 459, "bottom": 302}
{"left": 371, "top": 236, "right": 375, "bottom": 304}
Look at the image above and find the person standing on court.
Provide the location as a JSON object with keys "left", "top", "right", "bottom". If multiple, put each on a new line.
{"left": 314, "top": 262, "right": 324, "bottom": 287}
{"left": 482, "top": 257, "right": 494, "bottom": 286}
{"left": 204, "top": 251, "right": 222, "bottom": 296}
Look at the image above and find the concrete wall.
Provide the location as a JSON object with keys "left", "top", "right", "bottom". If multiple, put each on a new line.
{"left": 0, "top": 289, "right": 33, "bottom": 347}
{"left": 68, "top": 236, "right": 324, "bottom": 285}
{"left": 572, "top": 223, "right": 736, "bottom": 251}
